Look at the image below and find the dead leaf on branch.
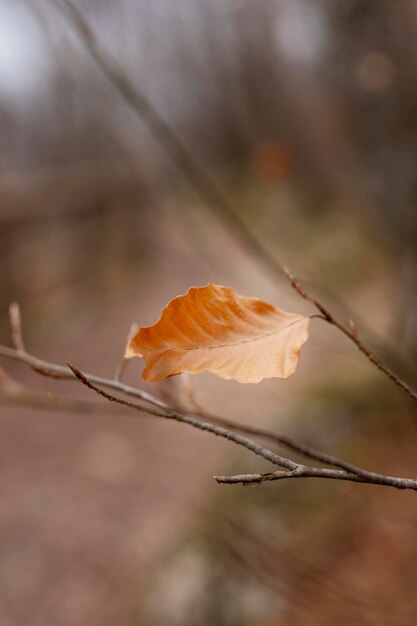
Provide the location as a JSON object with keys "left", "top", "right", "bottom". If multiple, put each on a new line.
{"left": 126, "top": 284, "right": 310, "bottom": 383}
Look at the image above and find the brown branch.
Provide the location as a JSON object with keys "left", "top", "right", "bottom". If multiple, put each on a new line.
{"left": 2, "top": 303, "right": 416, "bottom": 491}
{"left": 179, "top": 373, "right": 205, "bottom": 414}
{"left": 67, "top": 365, "right": 417, "bottom": 492}
{"left": 1, "top": 340, "right": 416, "bottom": 491}
{"left": 283, "top": 267, "right": 417, "bottom": 403}
{"left": 9, "top": 302, "right": 25, "bottom": 352}
{"left": 0, "top": 383, "right": 124, "bottom": 415}
{"left": 215, "top": 467, "right": 417, "bottom": 489}
{"left": 67, "top": 363, "right": 298, "bottom": 471}
{"left": 0, "top": 342, "right": 393, "bottom": 477}
{"left": 0, "top": 344, "right": 163, "bottom": 408}
{"left": 1, "top": 303, "right": 364, "bottom": 473}
{"left": 193, "top": 411, "right": 388, "bottom": 478}
{"left": 114, "top": 323, "right": 138, "bottom": 382}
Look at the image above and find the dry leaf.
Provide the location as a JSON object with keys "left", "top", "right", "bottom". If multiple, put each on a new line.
{"left": 126, "top": 284, "right": 309, "bottom": 383}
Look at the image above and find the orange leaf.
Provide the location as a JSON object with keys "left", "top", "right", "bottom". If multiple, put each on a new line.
{"left": 126, "top": 284, "right": 310, "bottom": 383}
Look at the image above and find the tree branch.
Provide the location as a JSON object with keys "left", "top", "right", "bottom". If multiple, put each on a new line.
{"left": 215, "top": 467, "right": 417, "bottom": 489}
{"left": 0, "top": 381, "right": 123, "bottom": 415}
{"left": 1, "top": 301, "right": 416, "bottom": 492}
{"left": 67, "top": 363, "right": 298, "bottom": 471}
{"left": 9, "top": 302, "right": 25, "bottom": 352}
{"left": 1, "top": 340, "right": 416, "bottom": 492}
{"left": 63, "top": 365, "right": 417, "bottom": 492}
{"left": 0, "top": 343, "right": 163, "bottom": 407}
{"left": 0, "top": 342, "right": 397, "bottom": 478}
{"left": 114, "top": 323, "right": 138, "bottom": 382}
{"left": 0, "top": 303, "right": 369, "bottom": 474}
{"left": 284, "top": 267, "right": 417, "bottom": 403}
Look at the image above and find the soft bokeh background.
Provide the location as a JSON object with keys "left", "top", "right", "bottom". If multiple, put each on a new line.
{"left": 1, "top": 1, "right": 417, "bottom": 624}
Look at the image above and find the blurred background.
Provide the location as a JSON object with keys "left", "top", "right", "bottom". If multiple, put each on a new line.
{"left": 1, "top": 0, "right": 417, "bottom": 624}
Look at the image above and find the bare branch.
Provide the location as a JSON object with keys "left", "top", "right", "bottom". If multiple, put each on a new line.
{"left": 0, "top": 344, "right": 164, "bottom": 407}
{"left": 194, "top": 412, "right": 389, "bottom": 478}
{"left": 67, "top": 363, "right": 298, "bottom": 471}
{"left": 1, "top": 340, "right": 416, "bottom": 491}
{"left": 215, "top": 468, "right": 417, "bottom": 490}
{"left": 284, "top": 267, "right": 417, "bottom": 404}
{"left": 114, "top": 323, "right": 138, "bottom": 382}
{"left": 9, "top": 303, "right": 25, "bottom": 352}
{"left": 0, "top": 343, "right": 390, "bottom": 476}
{"left": 0, "top": 382, "right": 124, "bottom": 415}
{"left": 1, "top": 339, "right": 416, "bottom": 491}
{"left": 113, "top": 356, "right": 128, "bottom": 384}
{"left": 179, "top": 374, "right": 205, "bottom": 414}
{"left": 65, "top": 365, "right": 417, "bottom": 492}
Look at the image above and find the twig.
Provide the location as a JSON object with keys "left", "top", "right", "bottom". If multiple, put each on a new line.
{"left": 67, "top": 364, "right": 417, "bottom": 490}
{"left": 0, "top": 339, "right": 413, "bottom": 477}
{"left": 179, "top": 373, "right": 205, "bottom": 414}
{"left": 193, "top": 411, "right": 387, "bottom": 478}
{"left": 0, "top": 383, "right": 124, "bottom": 415}
{"left": 284, "top": 267, "right": 417, "bottom": 404}
{"left": 9, "top": 303, "right": 25, "bottom": 352}
{"left": 65, "top": 366, "right": 417, "bottom": 492}
{"left": 0, "top": 304, "right": 356, "bottom": 475}
{"left": 1, "top": 305, "right": 415, "bottom": 482}
{"left": 215, "top": 467, "right": 417, "bottom": 489}
{"left": 67, "top": 363, "right": 298, "bottom": 471}
{"left": 113, "top": 356, "right": 128, "bottom": 383}
{"left": 0, "top": 343, "right": 165, "bottom": 407}
{"left": 1, "top": 341, "right": 416, "bottom": 491}
{"left": 2, "top": 307, "right": 416, "bottom": 489}
{"left": 0, "top": 343, "right": 390, "bottom": 476}
{"left": 114, "top": 323, "right": 138, "bottom": 382}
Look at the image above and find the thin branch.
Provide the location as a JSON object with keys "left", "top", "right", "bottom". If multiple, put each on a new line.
{"left": 0, "top": 342, "right": 344, "bottom": 469}
{"left": 9, "top": 302, "right": 25, "bottom": 352}
{"left": 113, "top": 356, "right": 128, "bottom": 383}
{"left": 67, "top": 363, "right": 298, "bottom": 471}
{"left": 215, "top": 468, "right": 417, "bottom": 489}
{"left": 284, "top": 267, "right": 417, "bottom": 404}
{"left": 3, "top": 344, "right": 289, "bottom": 470}
{"left": 0, "top": 383, "right": 124, "bottom": 415}
{"left": 66, "top": 366, "right": 417, "bottom": 492}
{"left": 0, "top": 343, "right": 391, "bottom": 477}
{"left": 179, "top": 373, "right": 205, "bottom": 414}
{"left": 0, "top": 344, "right": 163, "bottom": 407}
{"left": 114, "top": 323, "right": 138, "bottom": 382}
{"left": 1, "top": 341, "right": 416, "bottom": 491}
{"left": 194, "top": 411, "right": 387, "bottom": 478}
